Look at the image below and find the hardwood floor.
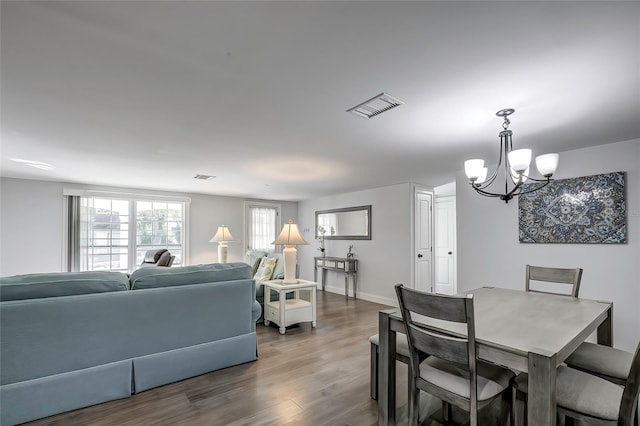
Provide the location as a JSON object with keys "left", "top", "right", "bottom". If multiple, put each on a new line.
{"left": 27, "top": 291, "right": 398, "bottom": 426}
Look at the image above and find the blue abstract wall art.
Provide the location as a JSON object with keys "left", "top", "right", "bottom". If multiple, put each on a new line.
{"left": 519, "top": 171, "right": 627, "bottom": 244}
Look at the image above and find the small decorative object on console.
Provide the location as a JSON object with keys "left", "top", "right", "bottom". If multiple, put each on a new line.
{"left": 317, "top": 225, "right": 327, "bottom": 257}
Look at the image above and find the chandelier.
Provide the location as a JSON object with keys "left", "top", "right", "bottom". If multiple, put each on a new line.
{"left": 464, "top": 108, "right": 559, "bottom": 203}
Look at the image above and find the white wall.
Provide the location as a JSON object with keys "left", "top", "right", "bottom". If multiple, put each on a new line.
{"left": 457, "top": 139, "right": 640, "bottom": 351}
{"left": 0, "top": 179, "right": 65, "bottom": 275}
{"left": 297, "top": 183, "right": 414, "bottom": 305}
{"left": 0, "top": 178, "right": 297, "bottom": 276}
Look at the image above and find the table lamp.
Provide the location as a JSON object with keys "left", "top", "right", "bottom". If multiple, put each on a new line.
{"left": 272, "top": 220, "right": 308, "bottom": 284}
{"left": 209, "top": 225, "right": 236, "bottom": 263}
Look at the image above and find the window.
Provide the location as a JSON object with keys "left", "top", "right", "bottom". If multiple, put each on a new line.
{"left": 135, "top": 201, "right": 184, "bottom": 266}
{"left": 245, "top": 202, "right": 281, "bottom": 252}
{"left": 79, "top": 197, "right": 130, "bottom": 272}
{"left": 67, "top": 191, "right": 189, "bottom": 272}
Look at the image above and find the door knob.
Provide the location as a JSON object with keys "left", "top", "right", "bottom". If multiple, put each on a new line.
{"left": 417, "top": 254, "right": 423, "bottom": 258}
{"left": 448, "top": 251, "right": 453, "bottom": 255}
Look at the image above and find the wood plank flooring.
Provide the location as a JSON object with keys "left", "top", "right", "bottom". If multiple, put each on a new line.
{"left": 26, "top": 291, "right": 398, "bottom": 426}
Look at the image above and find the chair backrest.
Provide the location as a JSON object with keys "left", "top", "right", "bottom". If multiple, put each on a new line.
{"left": 394, "top": 284, "right": 477, "bottom": 411}
{"left": 140, "top": 249, "right": 173, "bottom": 267}
{"left": 525, "top": 264, "right": 582, "bottom": 297}
{"left": 619, "top": 340, "right": 640, "bottom": 424}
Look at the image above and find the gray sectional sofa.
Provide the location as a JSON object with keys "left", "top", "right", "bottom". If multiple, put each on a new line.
{"left": 0, "top": 263, "right": 261, "bottom": 425}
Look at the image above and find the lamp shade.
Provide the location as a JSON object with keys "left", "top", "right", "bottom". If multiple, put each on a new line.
{"left": 475, "top": 167, "right": 488, "bottom": 184}
{"left": 507, "top": 149, "right": 532, "bottom": 173}
{"left": 209, "top": 225, "right": 236, "bottom": 243}
{"left": 464, "top": 159, "right": 485, "bottom": 180}
{"left": 535, "top": 153, "right": 559, "bottom": 177}
{"left": 273, "top": 221, "right": 308, "bottom": 246}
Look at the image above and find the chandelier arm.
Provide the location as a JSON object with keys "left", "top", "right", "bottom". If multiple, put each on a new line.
{"left": 469, "top": 184, "right": 507, "bottom": 198}
{"left": 519, "top": 174, "right": 552, "bottom": 183}
{"left": 474, "top": 168, "right": 501, "bottom": 189}
{"left": 513, "top": 179, "right": 552, "bottom": 196}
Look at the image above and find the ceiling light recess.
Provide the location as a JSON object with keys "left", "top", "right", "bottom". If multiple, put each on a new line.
{"left": 347, "top": 92, "right": 404, "bottom": 118}
{"left": 193, "top": 174, "right": 216, "bottom": 180}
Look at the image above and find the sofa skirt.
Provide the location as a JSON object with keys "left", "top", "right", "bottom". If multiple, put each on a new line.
{"left": 0, "top": 360, "right": 132, "bottom": 426}
{"left": 132, "top": 333, "right": 257, "bottom": 393}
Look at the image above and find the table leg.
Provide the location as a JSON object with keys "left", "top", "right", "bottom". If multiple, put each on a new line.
{"left": 527, "top": 351, "right": 557, "bottom": 426}
{"left": 344, "top": 275, "right": 348, "bottom": 299}
{"left": 322, "top": 269, "right": 326, "bottom": 291}
{"left": 597, "top": 304, "right": 613, "bottom": 347}
{"left": 311, "top": 286, "right": 317, "bottom": 327}
{"left": 353, "top": 273, "right": 357, "bottom": 299}
{"left": 378, "top": 311, "right": 396, "bottom": 426}
{"left": 279, "top": 290, "right": 286, "bottom": 335}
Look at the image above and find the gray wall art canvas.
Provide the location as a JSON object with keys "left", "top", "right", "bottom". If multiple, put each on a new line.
{"left": 519, "top": 171, "right": 627, "bottom": 244}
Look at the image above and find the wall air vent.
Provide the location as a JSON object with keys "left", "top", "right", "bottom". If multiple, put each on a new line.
{"left": 193, "top": 174, "right": 216, "bottom": 180}
{"left": 346, "top": 92, "right": 404, "bottom": 118}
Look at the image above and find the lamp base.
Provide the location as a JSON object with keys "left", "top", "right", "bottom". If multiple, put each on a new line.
{"left": 282, "top": 245, "right": 298, "bottom": 284}
{"left": 218, "top": 243, "right": 228, "bottom": 264}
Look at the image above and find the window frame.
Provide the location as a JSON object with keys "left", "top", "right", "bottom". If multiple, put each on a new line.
{"left": 243, "top": 201, "right": 282, "bottom": 253}
{"left": 63, "top": 189, "right": 190, "bottom": 272}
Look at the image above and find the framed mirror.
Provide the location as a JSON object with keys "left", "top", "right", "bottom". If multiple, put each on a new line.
{"left": 315, "top": 205, "right": 371, "bottom": 240}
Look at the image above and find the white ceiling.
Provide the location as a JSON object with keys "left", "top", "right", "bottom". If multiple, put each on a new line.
{"left": 2, "top": 1, "right": 639, "bottom": 201}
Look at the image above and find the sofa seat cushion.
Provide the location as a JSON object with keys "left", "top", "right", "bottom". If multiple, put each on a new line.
{"left": 0, "top": 271, "right": 129, "bottom": 301}
{"left": 129, "top": 262, "right": 252, "bottom": 290}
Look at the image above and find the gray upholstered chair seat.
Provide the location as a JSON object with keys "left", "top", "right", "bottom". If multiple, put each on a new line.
{"left": 369, "top": 333, "right": 410, "bottom": 356}
{"left": 566, "top": 342, "right": 633, "bottom": 384}
{"left": 513, "top": 366, "right": 624, "bottom": 422}
{"left": 420, "top": 356, "right": 514, "bottom": 401}
{"left": 555, "top": 365, "right": 623, "bottom": 421}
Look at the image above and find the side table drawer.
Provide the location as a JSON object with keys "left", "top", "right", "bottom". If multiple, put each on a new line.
{"left": 265, "top": 304, "right": 279, "bottom": 322}
{"left": 266, "top": 299, "right": 312, "bottom": 327}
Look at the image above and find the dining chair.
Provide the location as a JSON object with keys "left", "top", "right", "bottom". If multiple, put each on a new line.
{"left": 513, "top": 340, "right": 640, "bottom": 426}
{"left": 525, "top": 264, "right": 583, "bottom": 297}
{"left": 369, "top": 333, "right": 411, "bottom": 400}
{"left": 515, "top": 264, "right": 583, "bottom": 424}
{"left": 395, "top": 284, "right": 514, "bottom": 426}
{"left": 525, "top": 264, "right": 632, "bottom": 386}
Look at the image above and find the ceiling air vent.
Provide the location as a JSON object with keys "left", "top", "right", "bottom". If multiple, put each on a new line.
{"left": 346, "top": 92, "right": 404, "bottom": 118}
{"left": 193, "top": 174, "right": 215, "bottom": 180}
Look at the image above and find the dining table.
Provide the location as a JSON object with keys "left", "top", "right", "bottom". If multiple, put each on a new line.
{"left": 377, "top": 286, "right": 613, "bottom": 426}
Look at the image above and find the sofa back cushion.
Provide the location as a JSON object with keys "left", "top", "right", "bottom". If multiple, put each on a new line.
{"left": 0, "top": 272, "right": 130, "bottom": 301}
{"left": 129, "top": 262, "right": 252, "bottom": 290}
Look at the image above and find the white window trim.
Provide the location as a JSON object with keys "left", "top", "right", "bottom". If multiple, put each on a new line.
{"left": 243, "top": 200, "right": 282, "bottom": 253}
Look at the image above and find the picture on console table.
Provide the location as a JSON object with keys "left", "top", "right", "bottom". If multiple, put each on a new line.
{"left": 518, "top": 171, "right": 626, "bottom": 244}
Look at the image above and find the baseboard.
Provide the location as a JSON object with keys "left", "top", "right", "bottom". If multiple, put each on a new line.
{"left": 321, "top": 285, "right": 396, "bottom": 307}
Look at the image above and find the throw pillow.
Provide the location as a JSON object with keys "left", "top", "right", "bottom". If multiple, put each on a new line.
{"left": 245, "top": 250, "right": 267, "bottom": 274}
{"left": 253, "top": 256, "right": 277, "bottom": 281}
{"left": 267, "top": 253, "right": 284, "bottom": 280}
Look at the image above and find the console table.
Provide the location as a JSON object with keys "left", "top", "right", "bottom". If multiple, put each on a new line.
{"left": 314, "top": 256, "right": 358, "bottom": 299}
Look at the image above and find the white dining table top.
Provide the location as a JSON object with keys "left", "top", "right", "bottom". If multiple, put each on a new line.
{"left": 391, "top": 287, "right": 612, "bottom": 358}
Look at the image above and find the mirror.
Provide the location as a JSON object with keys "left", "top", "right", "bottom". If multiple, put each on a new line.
{"left": 315, "top": 205, "right": 371, "bottom": 240}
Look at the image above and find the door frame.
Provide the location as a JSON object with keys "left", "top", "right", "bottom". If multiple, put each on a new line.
{"left": 411, "top": 184, "right": 434, "bottom": 291}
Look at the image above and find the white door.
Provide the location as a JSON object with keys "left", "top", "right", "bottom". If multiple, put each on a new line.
{"left": 435, "top": 196, "right": 456, "bottom": 295}
{"left": 415, "top": 191, "right": 433, "bottom": 293}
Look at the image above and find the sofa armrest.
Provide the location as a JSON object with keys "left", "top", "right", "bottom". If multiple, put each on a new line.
{"left": 252, "top": 300, "right": 262, "bottom": 328}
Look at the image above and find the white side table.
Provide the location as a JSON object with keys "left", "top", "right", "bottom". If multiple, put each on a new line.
{"left": 262, "top": 279, "right": 317, "bottom": 335}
